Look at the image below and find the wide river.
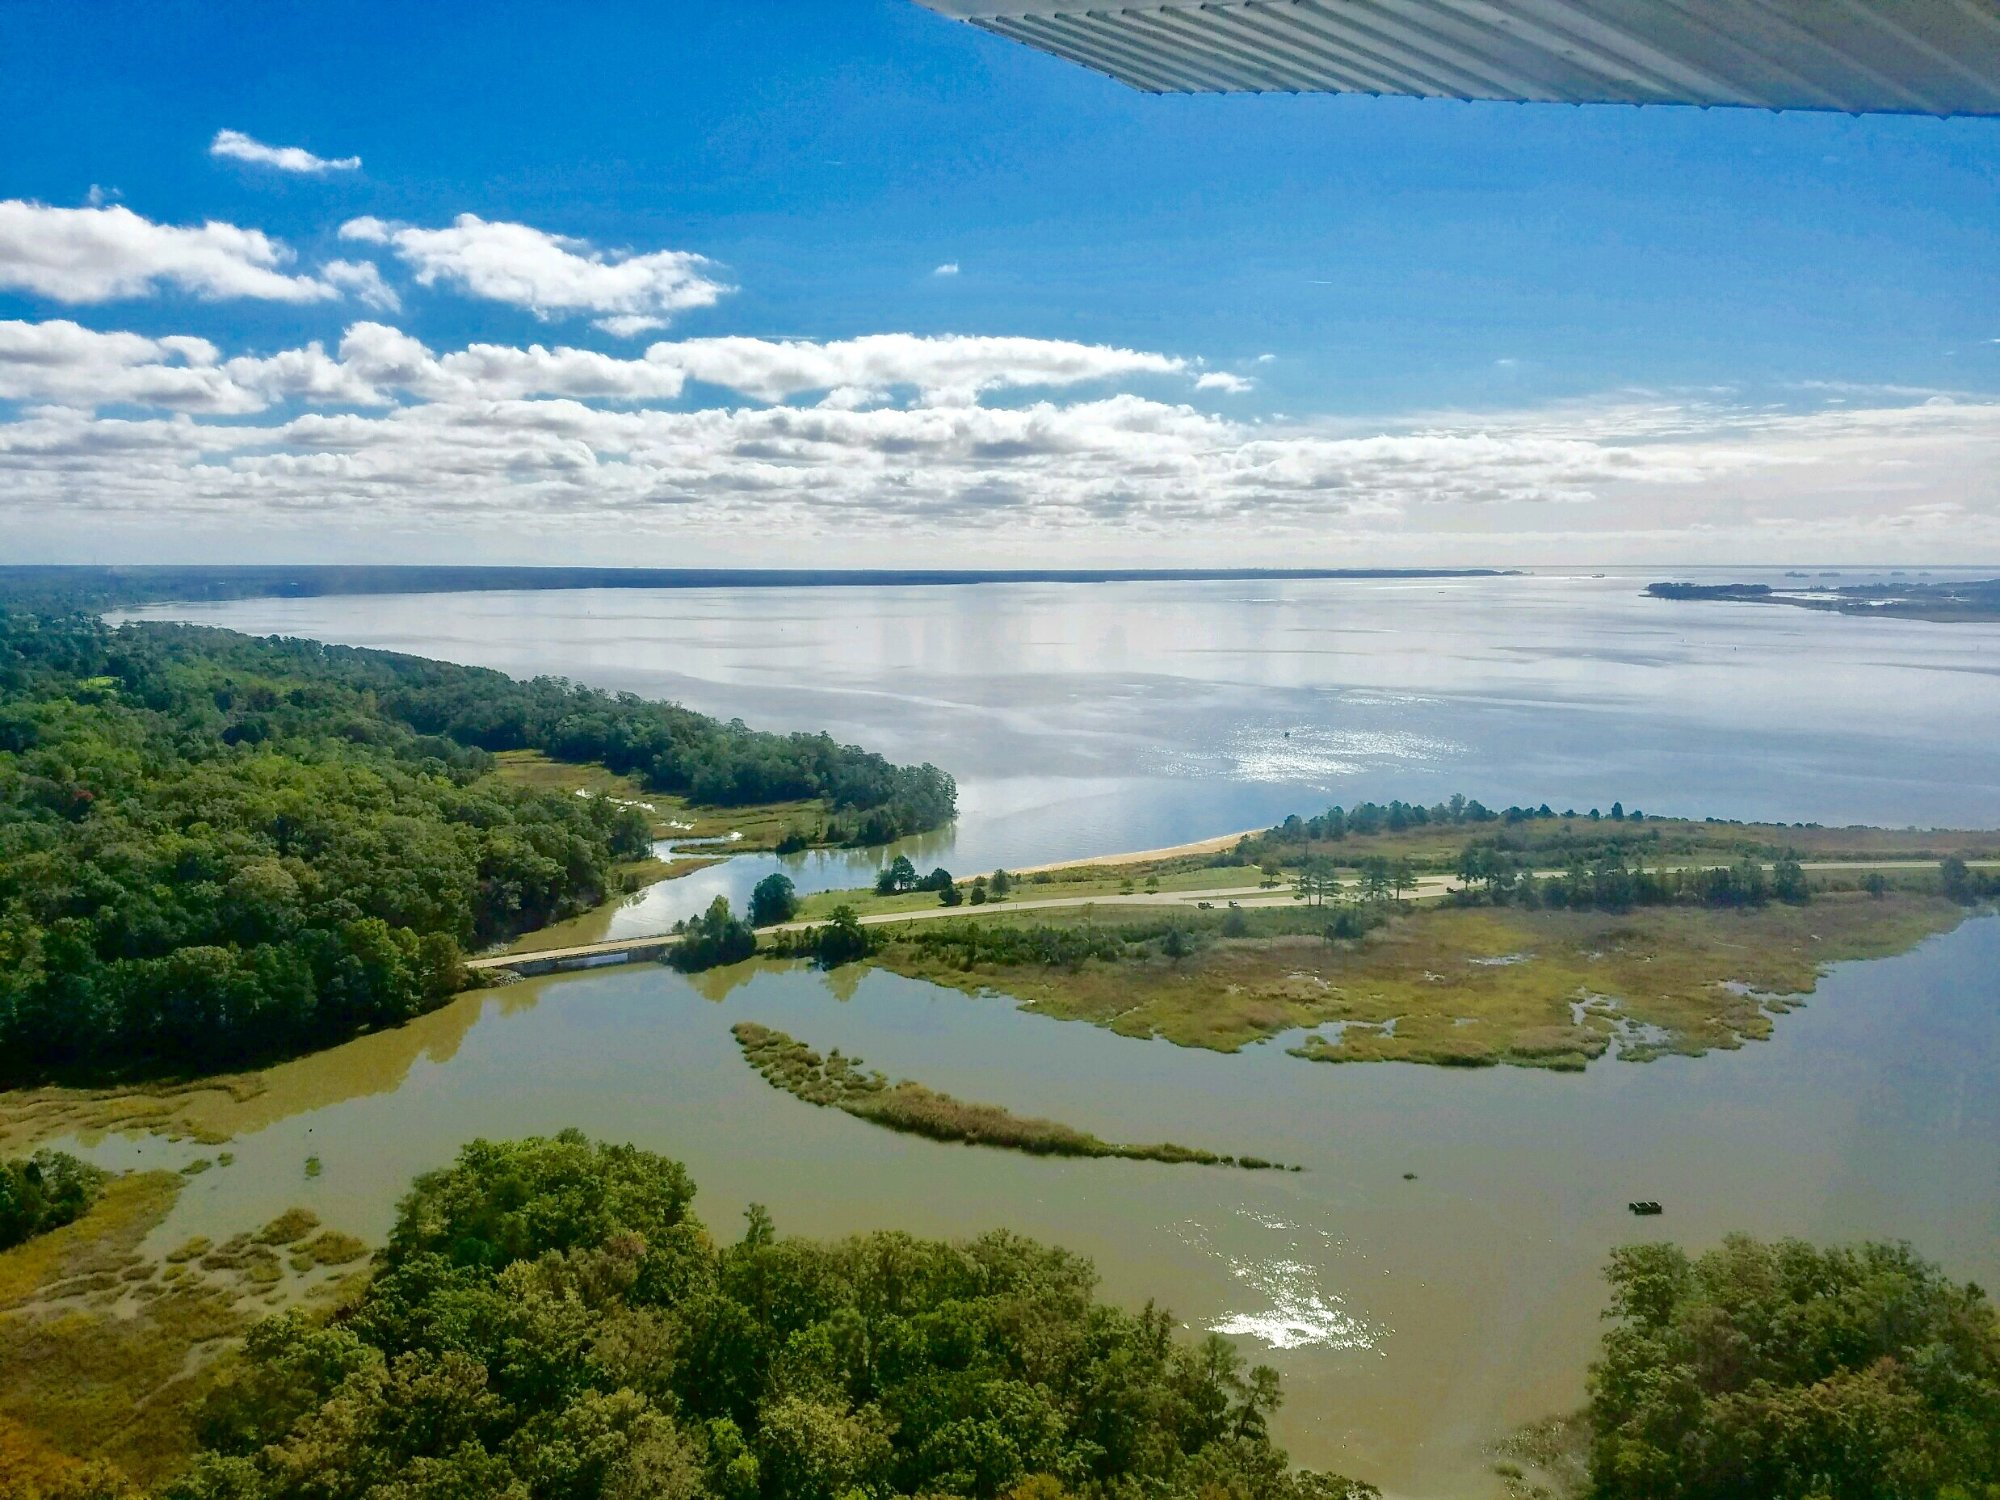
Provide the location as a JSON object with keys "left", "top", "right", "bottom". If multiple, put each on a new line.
{"left": 83, "top": 571, "right": 2000, "bottom": 1497}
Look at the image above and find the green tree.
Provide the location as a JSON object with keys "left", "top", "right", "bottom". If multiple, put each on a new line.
{"left": 800, "top": 905, "right": 872, "bottom": 967}
{"left": 1390, "top": 858, "right": 1415, "bottom": 904}
{"left": 1940, "top": 854, "right": 1974, "bottom": 902}
{"left": 874, "top": 855, "right": 918, "bottom": 895}
{"left": 1587, "top": 1235, "right": 2000, "bottom": 1500}
{"left": 0, "top": 1149, "right": 107, "bottom": 1251}
{"left": 670, "top": 897, "right": 756, "bottom": 972}
{"left": 748, "top": 872, "right": 798, "bottom": 927}
{"left": 1771, "top": 852, "right": 1810, "bottom": 904}
{"left": 170, "top": 1134, "right": 1377, "bottom": 1500}
{"left": 1360, "top": 856, "right": 1392, "bottom": 904}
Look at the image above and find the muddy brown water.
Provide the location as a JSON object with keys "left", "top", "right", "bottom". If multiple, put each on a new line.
{"left": 41, "top": 915, "right": 2000, "bottom": 1499}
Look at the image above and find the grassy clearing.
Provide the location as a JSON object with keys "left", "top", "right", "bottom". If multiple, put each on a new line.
{"left": 490, "top": 750, "right": 827, "bottom": 849}
{"left": 731, "top": 1022, "right": 1291, "bottom": 1169}
{"left": 0, "top": 1175, "right": 373, "bottom": 1491}
{"left": 866, "top": 894, "right": 1970, "bottom": 1069}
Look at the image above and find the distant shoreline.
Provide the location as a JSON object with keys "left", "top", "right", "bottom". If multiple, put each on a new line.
{"left": 1647, "top": 577, "right": 2000, "bottom": 623}
{"left": 4, "top": 563, "right": 1519, "bottom": 613}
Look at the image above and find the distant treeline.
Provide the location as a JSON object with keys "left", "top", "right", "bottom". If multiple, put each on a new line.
{"left": 0, "top": 563, "right": 1514, "bottom": 613}
{"left": 302, "top": 634, "right": 956, "bottom": 838}
{"left": 1646, "top": 582, "right": 1776, "bottom": 601}
{"left": 1648, "top": 576, "right": 2000, "bottom": 621}
{"left": 0, "top": 612, "right": 947, "bottom": 1083}
{"left": 1447, "top": 846, "right": 1810, "bottom": 911}
{"left": 1258, "top": 795, "right": 1650, "bottom": 849}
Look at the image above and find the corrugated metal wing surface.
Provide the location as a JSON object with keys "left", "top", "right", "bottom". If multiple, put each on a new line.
{"left": 917, "top": 0, "right": 2000, "bottom": 115}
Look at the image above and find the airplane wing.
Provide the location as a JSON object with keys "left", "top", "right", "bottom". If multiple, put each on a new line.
{"left": 914, "top": 0, "right": 2000, "bottom": 116}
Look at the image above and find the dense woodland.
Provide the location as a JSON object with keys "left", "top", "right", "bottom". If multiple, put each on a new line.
{"left": 1586, "top": 1236, "right": 2000, "bottom": 1499}
{"left": 164, "top": 1132, "right": 1375, "bottom": 1500}
{"left": 0, "top": 611, "right": 951, "bottom": 1082}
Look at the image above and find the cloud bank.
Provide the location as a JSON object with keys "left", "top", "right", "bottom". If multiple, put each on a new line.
{"left": 2, "top": 313, "right": 1993, "bottom": 561}
{"left": 0, "top": 198, "right": 1992, "bottom": 562}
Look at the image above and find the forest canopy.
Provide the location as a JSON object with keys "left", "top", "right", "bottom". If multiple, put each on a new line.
{"left": 166, "top": 1131, "right": 1376, "bottom": 1500}
{"left": 0, "top": 611, "right": 951, "bottom": 1083}
{"left": 1587, "top": 1235, "right": 2000, "bottom": 1499}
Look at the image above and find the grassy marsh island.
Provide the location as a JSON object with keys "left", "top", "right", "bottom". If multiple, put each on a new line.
{"left": 807, "top": 799, "right": 1997, "bottom": 1070}
{"left": 731, "top": 1021, "right": 1292, "bottom": 1167}
{"left": 868, "top": 895, "right": 1968, "bottom": 1069}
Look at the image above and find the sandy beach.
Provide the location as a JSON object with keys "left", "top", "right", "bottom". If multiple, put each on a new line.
{"left": 1009, "top": 828, "right": 1262, "bottom": 875}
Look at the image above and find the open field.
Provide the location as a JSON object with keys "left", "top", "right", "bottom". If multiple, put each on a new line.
{"left": 490, "top": 749, "right": 828, "bottom": 848}
{"left": 865, "top": 892, "right": 1972, "bottom": 1068}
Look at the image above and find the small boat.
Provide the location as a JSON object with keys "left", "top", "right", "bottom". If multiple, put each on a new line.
{"left": 1627, "top": 1200, "right": 1663, "bottom": 1216}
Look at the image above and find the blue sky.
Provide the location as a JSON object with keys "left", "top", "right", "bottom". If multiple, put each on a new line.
{"left": 2, "top": 0, "right": 1996, "bottom": 564}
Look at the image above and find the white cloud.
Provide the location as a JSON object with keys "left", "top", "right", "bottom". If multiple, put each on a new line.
{"left": 933, "top": 262, "right": 960, "bottom": 276}
{"left": 6, "top": 314, "right": 1995, "bottom": 561}
{"left": 0, "top": 320, "right": 261, "bottom": 413}
{"left": 656, "top": 332, "right": 1186, "bottom": 404}
{"left": 0, "top": 201, "right": 339, "bottom": 304}
{"left": 0, "top": 320, "right": 1183, "bottom": 412}
{"left": 1195, "top": 371, "right": 1254, "bottom": 394}
{"left": 320, "top": 259, "right": 400, "bottom": 312}
{"left": 595, "top": 314, "right": 669, "bottom": 338}
{"left": 341, "top": 214, "right": 730, "bottom": 332}
{"left": 209, "top": 129, "right": 361, "bottom": 175}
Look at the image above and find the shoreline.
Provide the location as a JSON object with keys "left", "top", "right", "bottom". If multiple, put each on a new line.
{"left": 1004, "top": 828, "right": 1262, "bottom": 875}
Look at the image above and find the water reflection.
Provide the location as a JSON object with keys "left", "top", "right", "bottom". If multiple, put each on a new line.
{"left": 1180, "top": 1213, "right": 1378, "bottom": 1353}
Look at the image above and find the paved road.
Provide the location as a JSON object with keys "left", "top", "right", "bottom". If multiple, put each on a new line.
{"left": 466, "top": 857, "right": 1996, "bottom": 972}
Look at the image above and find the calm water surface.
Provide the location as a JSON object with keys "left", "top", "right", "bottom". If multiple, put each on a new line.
{"left": 88, "top": 574, "right": 2000, "bottom": 1496}
{"left": 126, "top": 570, "right": 2000, "bottom": 928}
{"left": 51, "top": 919, "right": 2000, "bottom": 1499}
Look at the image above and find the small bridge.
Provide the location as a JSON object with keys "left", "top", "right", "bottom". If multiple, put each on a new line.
{"left": 469, "top": 936, "right": 680, "bottom": 976}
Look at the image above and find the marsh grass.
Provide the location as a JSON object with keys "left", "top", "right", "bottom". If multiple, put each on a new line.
{"left": 251, "top": 1208, "right": 319, "bottom": 1246}
{"left": 868, "top": 894, "right": 1970, "bottom": 1067}
{"left": 730, "top": 1022, "right": 1289, "bottom": 1169}
{"left": 0, "top": 1075, "right": 260, "bottom": 1157}
{"left": 0, "top": 1177, "right": 374, "bottom": 1491}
